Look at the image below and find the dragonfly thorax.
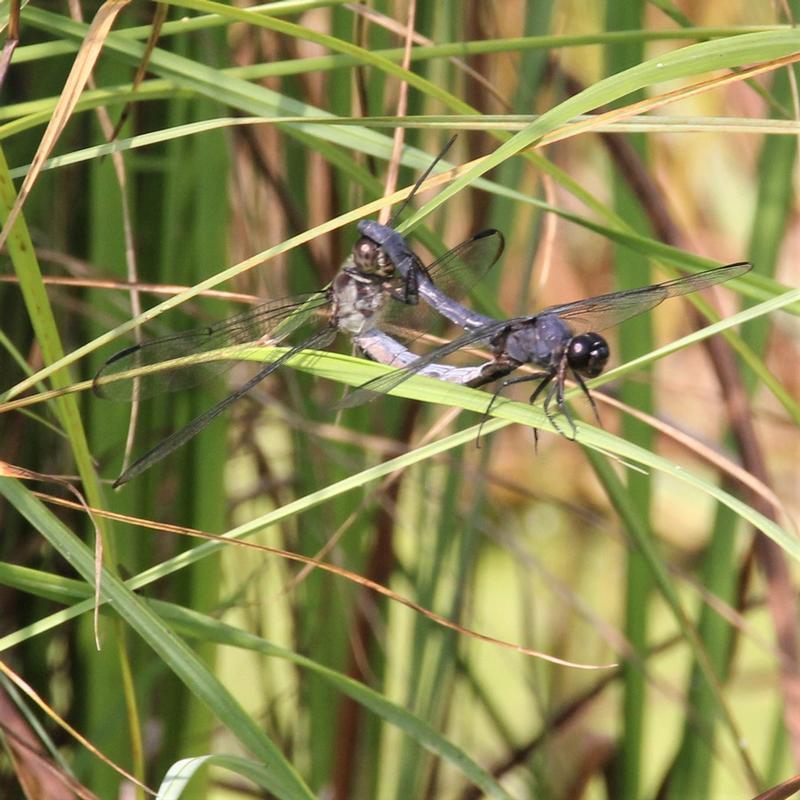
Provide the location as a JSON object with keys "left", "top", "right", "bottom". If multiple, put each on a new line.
{"left": 566, "top": 333, "right": 609, "bottom": 377}
{"left": 494, "top": 314, "right": 574, "bottom": 370}
{"left": 332, "top": 269, "right": 390, "bottom": 336}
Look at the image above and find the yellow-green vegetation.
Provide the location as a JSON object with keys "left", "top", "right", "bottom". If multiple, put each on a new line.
{"left": 0, "top": 2, "right": 797, "bottom": 798}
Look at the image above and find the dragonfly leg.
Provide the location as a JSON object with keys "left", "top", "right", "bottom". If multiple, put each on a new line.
{"left": 476, "top": 371, "right": 552, "bottom": 447}
{"left": 404, "top": 268, "right": 420, "bottom": 304}
{"left": 476, "top": 388, "right": 501, "bottom": 447}
{"left": 526, "top": 371, "right": 556, "bottom": 451}
{"left": 542, "top": 379, "right": 568, "bottom": 439}
{"left": 573, "top": 370, "right": 602, "bottom": 427}
{"left": 543, "top": 358, "right": 576, "bottom": 440}
{"left": 527, "top": 371, "right": 555, "bottom": 405}
{"left": 389, "top": 283, "right": 414, "bottom": 304}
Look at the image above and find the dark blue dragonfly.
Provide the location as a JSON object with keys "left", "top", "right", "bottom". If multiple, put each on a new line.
{"left": 343, "top": 261, "right": 752, "bottom": 438}
{"left": 94, "top": 224, "right": 504, "bottom": 486}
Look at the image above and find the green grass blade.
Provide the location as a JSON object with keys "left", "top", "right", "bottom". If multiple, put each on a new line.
{"left": 403, "top": 29, "right": 800, "bottom": 228}
{"left": 0, "top": 478, "right": 316, "bottom": 800}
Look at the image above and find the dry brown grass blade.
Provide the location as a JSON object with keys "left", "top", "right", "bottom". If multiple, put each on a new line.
{"left": 0, "top": 660, "right": 155, "bottom": 795}
{"left": 378, "top": 0, "right": 416, "bottom": 224}
{"left": 67, "top": 0, "right": 144, "bottom": 491}
{"left": 0, "top": 272, "right": 263, "bottom": 304}
{"left": 110, "top": 3, "right": 167, "bottom": 141}
{"left": 0, "top": 0, "right": 132, "bottom": 251}
{"left": 346, "top": 2, "right": 509, "bottom": 110}
{"left": 0, "top": 689, "right": 99, "bottom": 800}
{"left": 34, "top": 491, "right": 617, "bottom": 670}
{"left": 540, "top": 51, "right": 800, "bottom": 149}
{"left": 752, "top": 775, "right": 800, "bottom": 800}
{"left": 590, "top": 392, "right": 794, "bottom": 531}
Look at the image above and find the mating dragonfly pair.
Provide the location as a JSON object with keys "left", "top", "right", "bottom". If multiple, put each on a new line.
{"left": 95, "top": 168, "right": 750, "bottom": 487}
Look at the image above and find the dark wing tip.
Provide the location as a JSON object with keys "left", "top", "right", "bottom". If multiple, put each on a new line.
{"left": 704, "top": 261, "right": 752, "bottom": 282}
{"left": 669, "top": 260, "right": 753, "bottom": 295}
{"left": 91, "top": 375, "right": 104, "bottom": 399}
{"left": 93, "top": 343, "right": 141, "bottom": 398}
{"left": 474, "top": 228, "right": 505, "bottom": 250}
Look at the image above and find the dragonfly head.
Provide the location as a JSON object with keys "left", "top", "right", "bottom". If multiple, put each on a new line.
{"left": 352, "top": 236, "right": 395, "bottom": 278}
{"left": 566, "top": 333, "right": 609, "bottom": 378}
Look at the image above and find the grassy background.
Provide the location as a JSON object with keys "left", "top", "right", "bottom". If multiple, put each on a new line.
{"left": 0, "top": 1, "right": 798, "bottom": 798}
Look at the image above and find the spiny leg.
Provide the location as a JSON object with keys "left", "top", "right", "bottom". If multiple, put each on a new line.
{"left": 525, "top": 371, "right": 555, "bottom": 451}
{"left": 573, "top": 370, "right": 602, "bottom": 428}
{"left": 542, "top": 379, "right": 569, "bottom": 439}
{"left": 528, "top": 371, "right": 555, "bottom": 405}
{"left": 477, "top": 371, "right": 551, "bottom": 446}
{"left": 543, "top": 357, "right": 576, "bottom": 440}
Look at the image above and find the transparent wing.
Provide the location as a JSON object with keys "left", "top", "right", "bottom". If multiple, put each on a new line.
{"left": 543, "top": 262, "right": 751, "bottom": 335}
{"left": 424, "top": 228, "right": 505, "bottom": 299}
{"left": 381, "top": 228, "right": 504, "bottom": 339}
{"left": 93, "top": 291, "right": 331, "bottom": 400}
{"left": 113, "top": 324, "right": 338, "bottom": 486}
{"left": 343, "top": 261, "right": 751, "bottom": 408}
{"left": 340, "top": 320, "right": 507, "bottom": 408}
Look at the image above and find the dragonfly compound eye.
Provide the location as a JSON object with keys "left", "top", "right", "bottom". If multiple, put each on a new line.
{"left": 353, "top": 237, "right": 379, "bottom": 271}
{"left": 567, "top": 333, "right": 609, "bottom": 377}
{"left": 353, "top": 237, "right": 393, "bottom": 276}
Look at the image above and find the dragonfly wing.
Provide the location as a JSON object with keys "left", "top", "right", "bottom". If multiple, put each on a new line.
{"left": 94, "top": 292, "right": 330, "bottom": 401}
{"left": 379, "top": 229, "right": 504, "bottom": 342}
{"left": 113, "top": 324, "right": 337, "bottom": 486}
{"left": 545, "top": 262, "right": 751, "bottom": 335}
{"left": 424, "top": 228, "right": 505, "bottom": 299}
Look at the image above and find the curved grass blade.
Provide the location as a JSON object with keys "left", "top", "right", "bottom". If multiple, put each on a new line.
{"left": 0, "top": 477, "right": 316, "bottom": 799}
{"left": 111, "top": 326, "right": 336, "bottom": 487}
{"left": 93, "top": 292, "right": 328, "bottom": 401}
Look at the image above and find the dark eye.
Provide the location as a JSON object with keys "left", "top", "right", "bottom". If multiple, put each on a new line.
{"left": 353, "top": 236, "right": 393, "bottom": 275}
{"left": 567, "top": 333, "right": 609, "bottom": 377}
{"left": 353, "top": 237, "right": 379, "bottom": 272}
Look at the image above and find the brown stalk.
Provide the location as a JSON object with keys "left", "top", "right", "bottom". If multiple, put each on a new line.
{"left": 0, "top": 0, "right": 20, "bottom": 89}
{"left": 0, "top": 660, "right": 154, "bottom": 795}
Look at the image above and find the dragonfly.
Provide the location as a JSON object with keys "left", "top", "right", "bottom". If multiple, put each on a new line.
{"left": 94, "top": 224, "right": 505, "bottom": 487}
{"left": 343, "top": 261, "right": 752, "bottom": 438}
